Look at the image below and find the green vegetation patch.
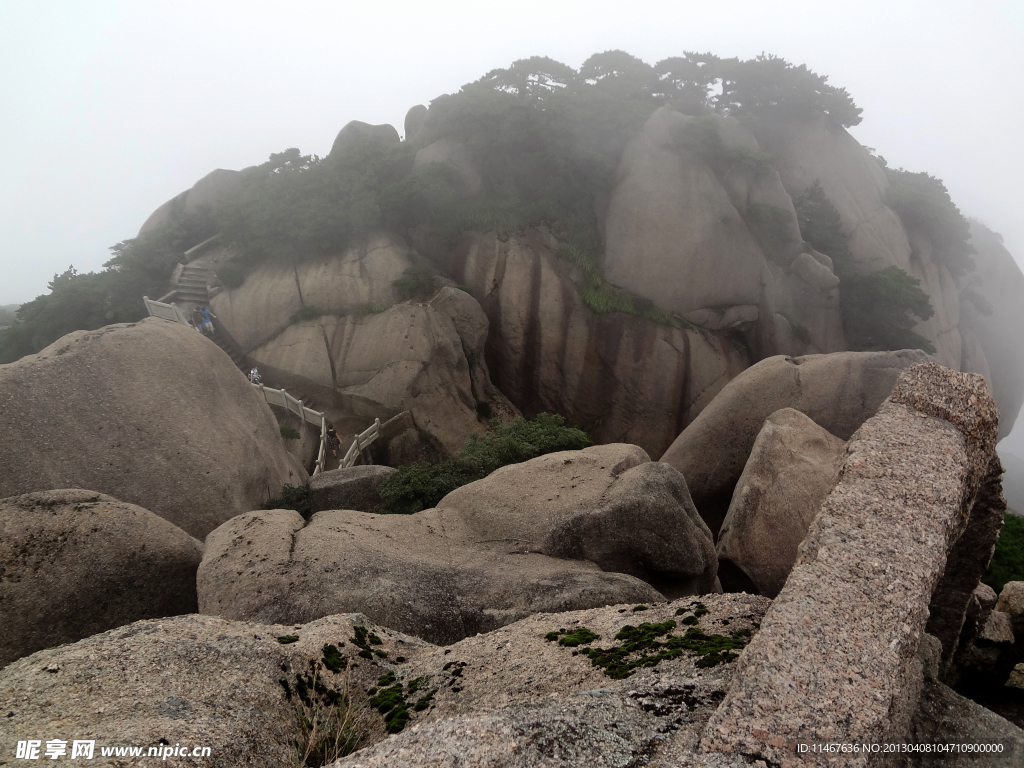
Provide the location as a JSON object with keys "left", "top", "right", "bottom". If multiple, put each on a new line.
{"left": 277, "top": 635, "right": 300, "bottom": 644}
{"left": 262, "top": 483, "right": 311, "bottom": 518}
{"left": 546, "top": 627, "right": 601, "bottom": 647}
{"left": 570, "top": 619, "right": 749, "bottom": 679}
{"left": 392, "top": 266, "right": 438, "bottom": 301}
{"left": 366, "top": 671, "right": 436, "bottom": 734}
{"left": 983, "top": 513, "right": 1024, "bottom": 596}
{"left": 378, "top": 413, "right": 592, "bottom": 514}
{"left": 350, "top": 625, "right": 383, "bottom": 660}
{"left": 280, "top": 424, "right": 302, "bottom": 440}
{"left": 321, "top": 644, "right": 347, "bottom": 673}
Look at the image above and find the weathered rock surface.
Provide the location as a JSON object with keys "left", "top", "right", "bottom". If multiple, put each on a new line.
{"left": 138, "top": 168, "right": 247, "bottom": 238}
{"left": 328, "top": 120, "right": 401, "bottom": 160}
{"left": 996, "top": 582, "right": 1024, "bottom": 617}
{"left": 414, "top": 138, "right": 482, "bottom": 193}
{"left": 336, "top": 594, "right": 772, "bottom": 767}
{"left": 309, "top": 465, "right": 397, "bottom": 514}
{"left": 0, "top": 490, "right": 203, "bottom": 668}
{"left": 404, "top": 104, "right": 428, "bottom": 142}
{"left": 0, "top": 613, "right": 429, "bottom": 768}
{"left": 603, "top": 110, "right": 767, "bottom": 316}
{"left": 660, "top": 349, "right": 928, "bottom": 530}
{"left": 212, "top": 232, "right": 516, "bottom": 459}
{"left": 701, "top": 364, "right": 999, "bottom": 765}
{"left": 199, "top": 445, "right": 717, "bottom": 643}
{"left": 0, "top": 318, "right": 305, "bottom": 539}
{"left": 716, "top": 408, "right": 845, "bottom": 595}
{"left": 451, "top": 227, "right": 750, "bottom": 458}
{"left": 435, "top": 444, "right": 719, "bottom": 598}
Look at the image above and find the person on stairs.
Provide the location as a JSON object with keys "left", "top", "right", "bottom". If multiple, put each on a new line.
{"left": 200, "top": 306, "right": 217, "bottom": 335}
{"left": 326, "top": 424, "right": 341, "bottom": 458}
{"left": 190, "top": 307, "right": 202, "bottom": 332}
{"left": 248, "top": 367, "right": 261, "bottom": 385}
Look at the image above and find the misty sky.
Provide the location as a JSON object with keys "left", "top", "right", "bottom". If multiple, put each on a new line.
{"left": 2, "top": 0, "right": 1022, "bottom": 306}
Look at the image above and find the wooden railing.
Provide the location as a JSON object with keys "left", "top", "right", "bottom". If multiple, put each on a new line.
{"left": 253, "top": 384, "right": 329, "bottom": 476}
{"left": 339, "top": 418, "right": 382, "bottom": 469}
{"left": 143, "top": 296, "right": 190, "bottom": 326}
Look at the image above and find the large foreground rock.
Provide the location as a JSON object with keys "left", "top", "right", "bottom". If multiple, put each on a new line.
{"left": 199, "top": 445, "right": 717, "bottom": 643}
{"left": 660, "top": 349, "right": 927, "bottom": 531}
{"left": 337, "top": 594, "right": 771, "bottom": 768}
{"left": 0, "top": 613, "right": 429, "bottom": 767}
{"left": 715, "top": 408, "right": 845, "bottom": 596}
{"left": 0, "top": 490, "right": 203, "bottom": 668}
{"left": 0, "top": 318, "right": 305, "bottom": 539}
{"left": 702, "top": 364, "right": 1001, "bottom": 765}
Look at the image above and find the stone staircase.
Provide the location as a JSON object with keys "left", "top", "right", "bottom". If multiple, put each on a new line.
{"left": 162, "top": 262, "right": 249, "bottom": 372}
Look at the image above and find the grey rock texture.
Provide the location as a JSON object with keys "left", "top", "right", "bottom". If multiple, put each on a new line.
{"left": 414, "top": 138, "right": 482, "bottom": 193}
{"left": 309, "top": 465, "right": 397, "bottom": 514}
{"left": 996, "top": 581, "right": 1024, "bottom": 617}
{"left": 329, "top": 120, "right": 400, "bottom": 160}
{"left": 661, "top": 350, "right": 927, "bottom": 531}
{"left": 979, "top": 611, "right": 1015, "bottom": 645}
{"left": 0, "top": 489, "right": 203, "bottom": 668}
{"left": 199, "top": 445, "right": 717, "bottom": 643}
{"left": 404, "top": 104, "right": 428, "bottom": 142}
{"left": 0, "top": 613, "right": 430, "bottom": 768}
{"left": 451, "top": 227, "right": 749, "bottom": 459}
{"left": 716, "top": 408, "right": 845, "bottom": 595}
{"left": 334, "top": 594, "right": 771, "bottom": 767}
{"left": 0, "top": 318, "right": 305, "bottom": 539}
{"left": 211, "top": 232, "right": 517, "bottom": 459}
{"left": 701, "top": 364, "right": 999, "bottom": 766}
{"left": 137, "top": 168, "right": 246, "bottom": 238}
{"left": 435, "top": 444, "right": 719, "bottom": 598}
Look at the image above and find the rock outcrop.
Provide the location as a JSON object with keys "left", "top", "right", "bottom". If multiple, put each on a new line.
{"left": 715, "top": 408, "right": 845, "bottom": 596}
{"left": 0, "top": 613, "right": 430, "bottom": 767}
{"left": 309, "top": 465, "right": 397, "bottom": 514}
{"left": 0, "top": 489, "right": 203, "bottom": 668}
{"left": 660, "top": 349, "right": 927, "bottom": 531}
{"left": 0, "top": 318, "right": 305, "bottom": 539}
{"left": 138, "top": 168, "right": 247, "bottom": 237}
{"left": 702, "top": 364, "right": 1000, "bottom": 764}
{"left": 451, "top": 227, "right": 749, "bottom": 458}
{"left": 198, "top": 444, "right": 717, "bottom": 643}
{"left": 328, "top": 120, "right": 401, "bottom": 161}
{"left": 211, "top": 232, "right": 516, "bottom": 459}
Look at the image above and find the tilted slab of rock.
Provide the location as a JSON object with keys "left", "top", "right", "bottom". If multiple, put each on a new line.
{"left": 0, "top": 318, "right": 305, "bottom": 539}
{"left": 701, "top": 364, "right": 999, "bottom": 765}
{"left": 716, "top": 408, "right": 845, "bottom": 597}
{"left": 0, "top": 613, "right": 429, "bottom": 768}
{"left": 199, "top": 445, "right": 717, "bottom": 643}
{"left": 334, "top": 594, "right": 771, "bottom": 768}
{"left": 0, "top": 489, "right": 203, "bottom": 668}
{"left": 660, "top": 349, "right": 928, "bottom": 532}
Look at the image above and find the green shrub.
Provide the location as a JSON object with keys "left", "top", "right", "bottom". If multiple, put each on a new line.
{"left": 392, "top": 266, "right": 437, "bottom": 301}
{"left": 263, "top": 483, "right": 311, "bottom": 517}
{"left": 743, "top": 203, "right": 796, "bottom": 262}
{"left": 377, "top": 413, "right": 593, "bottom": 514}
{"left": 983, "top": 513, "right": 1024, "bottom": 596}
{"left": 791, "top": 181, "right": 935, "bottom": 353}
{"left": 280, "top": 425, "right": 302, "bottom": 440}
{"left": 885, "top": 167, "right": 975, "bottom": 276}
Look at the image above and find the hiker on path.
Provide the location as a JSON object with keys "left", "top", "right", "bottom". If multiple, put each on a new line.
{"left": 200, "top": 306, "right": 216, "bottom": 335}
{"left": 249, "top": 367, "right": 261, "bottom": 385}
{"left": 326, "top": 425, "right": 341, "bottom": 458}
{"left": 190, "top": 307, "right": 202, "bottom": 332}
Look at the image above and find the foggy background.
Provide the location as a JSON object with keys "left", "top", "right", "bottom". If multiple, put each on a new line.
{"left": 2, "top": 0, "right": 1022, "bottom": 448}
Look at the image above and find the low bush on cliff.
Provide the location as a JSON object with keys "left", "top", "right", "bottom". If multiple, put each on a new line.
{"left": 791, "top": 181, "right": 936, "bottom": 354}
{"left": 378, "top": 413, "right": 592, "bottom": 514}
{"left": 983, "top": 513, "right": 1024, "bottom": 596}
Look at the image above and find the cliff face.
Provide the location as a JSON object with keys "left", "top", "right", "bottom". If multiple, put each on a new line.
{"left": 142, "top": 106, "right": 1022, "bottom": 458}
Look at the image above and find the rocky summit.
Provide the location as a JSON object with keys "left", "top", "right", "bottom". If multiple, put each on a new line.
{"left": 2, "top": 47, "right": 1024, "bottom": 767}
